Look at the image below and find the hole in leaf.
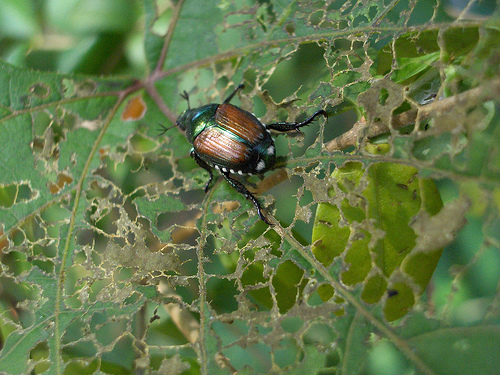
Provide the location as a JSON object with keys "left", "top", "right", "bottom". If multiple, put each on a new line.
{"left": 30, "top": 83, "right": 50, "bottom": 98}
{"left": 280, "top": 316, "right": 303, "bottom": 333}
{"left": 130, "top": 133, "right": 157, "bottom": 153}
{"left": 207, "top": 277, "right": 238, "bottom": 313}
{"left": 76, "top": 80, "right": 97, "bottom": 96}
{"left": 32, "top": 259, "right": 55, "bottom": 273}
{"left": 30, "top": 340, "right": 50, "bottom": 373}
{"left": 379, "top": 88, "right": 389, "bottom": 105}
{"left": 241, "top": 261, "right": 266, "bottom": 286}
{"left": 383, "top": 282, "right": 415, "bottom": 321}
{"left": 0, "top": 183, "right": 37, "bottom": 207}
{"left": 264, "top": 43, "right": 328, "bottom": 102}
{"left": 309, "top": 10, "right": 324, "bottom": 26}
{"left": 285, "top": 21, "right": 295, "bottom": 35}
{"left": 247, "top": 286, "right": 272, "bottom": 310}
{"left": 273, "top": 260, "right": 305, "bottom": 314}
{"left": 361, "top": 273, "right": 388, "bottom": 304}
{"left": 274, "top": 338, "right": 299, "bottom": 368}
{"left": 152, "top": 9, "right": 170, "bottom": 35}
{"left": 62, "top": 79, "right": 98, "bottom": 98}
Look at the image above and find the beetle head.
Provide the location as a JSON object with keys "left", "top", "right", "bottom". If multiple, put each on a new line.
{"left": 176, "top": 109, "right": 190, "bottom": 131}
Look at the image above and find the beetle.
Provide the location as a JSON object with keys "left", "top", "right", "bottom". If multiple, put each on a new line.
{"left": 175, "top": 84, "right": 327, "bottom": 224}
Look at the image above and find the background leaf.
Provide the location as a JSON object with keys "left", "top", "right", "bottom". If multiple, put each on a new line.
{"left": 0, "top": 0, "right": 499, "bottom": 374}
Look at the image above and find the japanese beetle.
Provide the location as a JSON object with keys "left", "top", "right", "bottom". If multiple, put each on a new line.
{"left": 176, "top": 84, "right": 326, "bottom": 224}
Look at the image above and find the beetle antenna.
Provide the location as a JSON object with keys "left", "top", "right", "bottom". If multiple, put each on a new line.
{"left": 180, "top": 91, "right": 191, "bottom": 109}
{"left": 158, "top": 123, "right": 176, "bottom": 135}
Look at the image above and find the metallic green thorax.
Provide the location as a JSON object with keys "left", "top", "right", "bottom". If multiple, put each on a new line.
{"left": 176, "top": 104, "right": 218, "bottom": 142}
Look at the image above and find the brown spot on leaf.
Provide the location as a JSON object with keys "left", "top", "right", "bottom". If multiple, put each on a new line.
{"left": 122, "top": 96, "right": 147, "bottom": 121}
{"left": 48, "top": 173, "right": 73, "bottom": 194}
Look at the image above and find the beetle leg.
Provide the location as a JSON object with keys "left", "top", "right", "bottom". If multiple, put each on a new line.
{"left": 191, "top": 150, "right": 214, "bottom": 192}
{"left": 223, "top": 84, "right": 245, "bottom": 104}
{"left": 265, "top": 110, "right": 327, "bottom": 132}
{"left": 221, "top": 172, "right": 272, "bottom": 225}
{"left": 180, "top": 91, "right": 191, "bottom": 109}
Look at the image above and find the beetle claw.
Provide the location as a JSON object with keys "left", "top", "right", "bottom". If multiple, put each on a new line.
{"left": 204, "top": 179, "right": 213, "bottom": 192}
{"left": 257, "top": 208, "right": 273, "bottom": 225}
{"left": 221, "top": 172, "right": 272, "bottom": 225}
{"left": 180, "top": 91, "right": 191, "bottom": 109}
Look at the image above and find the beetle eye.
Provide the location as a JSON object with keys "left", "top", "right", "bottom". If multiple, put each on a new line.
{"left": 176, "top": 112, "right": 187, "bottom": 130}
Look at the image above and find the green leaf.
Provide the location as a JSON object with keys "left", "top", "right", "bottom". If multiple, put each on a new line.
{"left": 409, "top": 325, "right": 500, "bottom": 375}
{"left": 0, "top": 0, "right": 38, "bottom": 38}
{"left": 46, "top": 0, "right": 138, "bottom": 33}
{"left": 312, "top": 146, "right": 444, "bottom": 321}
{"left": 0, "top": 0, "right": 499, "bottom": 374}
